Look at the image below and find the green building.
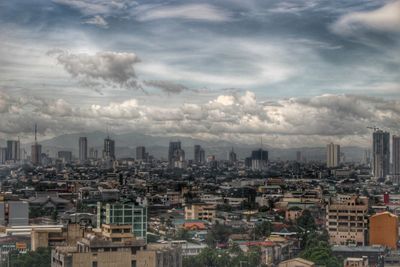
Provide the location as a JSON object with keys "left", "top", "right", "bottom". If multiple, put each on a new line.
{"left": 97, "top": 202, "right": 147, "bottom": 241}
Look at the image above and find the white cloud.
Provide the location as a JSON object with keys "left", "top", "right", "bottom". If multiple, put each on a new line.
{"left": 83, "top": 15, "right": 108, "bottom": 28}
{"left": 332, "top": 1, "right": 400, "bottom": 35}
{"left": 136, "top": 4, "right": 231, "bottom": 22}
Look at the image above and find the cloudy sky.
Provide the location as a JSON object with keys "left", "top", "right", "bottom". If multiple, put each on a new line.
{"left": 0, "top": 0, "right": 399, "bottom": 147}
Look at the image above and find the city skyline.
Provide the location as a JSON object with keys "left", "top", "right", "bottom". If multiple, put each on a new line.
{"left": 0, "top": 0, "right": 399, "bottom": 147}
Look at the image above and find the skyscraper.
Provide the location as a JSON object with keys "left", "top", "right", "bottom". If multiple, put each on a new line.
{"left": 250, "top": 148, "right": 268, "bottom": 171}
{"left": 228, "top": 148, "right": 237, "bottom": 163}
{"left": 79, "top": 137, "right": 88, "bottom": 161}
{"left": 168, "top": 141, "right": 182, "bottom": 167}
{"left": 392, "top": 135, "right": 400, "bottom": 176}
{"left": 103, "top": 136, "right": 115, "bottom": 160}
{"left": 31, "top": 124, "right": 42, "bottom": 165}
{"left": 372, "top": 130, "right": 390, "bottom": 179}
{"left": 6, "top": 140, "right": 20, "bottom": 162}
{"left": 89, "top": 147, "right": 98, "bottom": 159}
{"left": 326, "top": 143, "right": 340, "bottom": 168}
{"left": 194, "top": 145, "right": 205, "bottom": 164}
{"left": 296, "top": 151, "right": 302, "bottom": 162}
{"left": 136, "top": 146, "right": 146, "bottom": 161}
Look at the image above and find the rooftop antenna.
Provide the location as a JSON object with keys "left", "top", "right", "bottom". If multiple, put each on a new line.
{"left": 34, "top": 123, "right": 37, "bottom": 142}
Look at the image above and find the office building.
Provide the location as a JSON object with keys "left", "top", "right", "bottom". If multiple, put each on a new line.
{"left": 31, "top": 124, "right": 42, "bottom": 165}
{"left": 0, "top": 148, "right": 7, "bottom": 164}
{"left": 369, "top": 212, "right": 398, "bottom": 250}
{"left": 78, "top": 137, "right": 87, "bottom": 161}
{"left": 6, "top": 140, "right": 20, "bottom": 162}
{"left": 194, "top": 145, "right": 205, "bottom": 165}
{"left": 136, "top": 146, "right": 146, "bottom": 161}
{"left": 327, "top": 143, "right": 340, "bottom": 168}
{"left": 58, "top": 151, "right": 72, "bottom": 163}
{"left": 393, "top": 136, "right": 400, "bottom": 176}
{"left": 96, "top": 202, "right": 147, "bottom": 241}
{"left": 228, "top": 147, "right": 237, "bottom": 163}
{"left": 103, "top": 136, "right": 115, "bottom": 160}
{"left": 89, "top": 147, "right": 98, "bottom": 159}
{"left": 372, "top": 130, "right": 390, "bottom": 179}
{"left": 326, "top": 195, "right": 368, "bottom": 246}
{"left": 168, "top": 141, "right": 181, "bottom": 166}
{"left": 249, "top": 148, "right": 268, "bottom": 171}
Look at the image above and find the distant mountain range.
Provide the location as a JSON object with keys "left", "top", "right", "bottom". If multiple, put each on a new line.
{"left": 1, "top": 131, "right": 367, "bottom": 162}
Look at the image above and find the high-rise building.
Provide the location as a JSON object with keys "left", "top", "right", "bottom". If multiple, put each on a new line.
{"left": 392, "top": 136, "right": 400, "bottom": 176}
{"left": 326, "top": 195, "right": 368, "bottom": 246}
{"left": 89, "top": 147, "right": 98, "bottom": 159}
{"left": 0, "top": 147, "right": 7, "bottom": 164}
{"left": 372, "top": 130, "right": 390, "bottom": 179}
{"left": 136, "top": 146, "right": 146, "bottom": 161}
{"left": 369, "top": 211, "right": 398, "bottom": 250}
{"left": 228, "top": 148, "right": 237, "bottom": 163}
{"left": 194, "top": 145, "right": 205, "bottom": 164}
{"left": 168, "top": 141, "right": 184, "bottom": 167}
{"left": 79, "top": 137, "right": 88, "bottom": 161}
{"left": 31, "top": 124, "right": 42, "bottom": 165}
{"left": 250, "top": 148, "right": 268, "bottom": 171}
{"left": 326, "top": 143, "right": 340, "bottom": 168}
{"left": 58, "top": 151, "right": 72, "bottom": 162}
{"left": 97, "top": 202, "right": 147, "bottom": 241}
{"left": 6, "top": 140, "right": 20, "bottom": 162}
{"left": 103, "top": 136, "right": 115, "bottom": 160}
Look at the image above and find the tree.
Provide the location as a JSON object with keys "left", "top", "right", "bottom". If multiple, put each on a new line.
{"left": 10, "top": 247, "right": 51, "bottom": 267}
{"left": 252, "top": 221, "right": 272, "bottom": 239}
{"left": 175, "top": 228, "right": 191, "bottom": 240}
{"left": 206, "top": 222, "right": 232, "bottom": 248}
{"left": 300, "top": 232, "right": 342, "bottom": 267}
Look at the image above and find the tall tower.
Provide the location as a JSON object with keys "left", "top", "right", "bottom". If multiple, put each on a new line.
{"left": 6, "top": 140, "right": 20, "bottom": 162}
{"left": 103, "top": 136, "right": 115, "bottom": 160}
{"left": 31, "top": 124, "right": 42, "bottom": 165}
{"left": 168, "top": 141, "right": 181, "bottom": 167}
{"left": 392, "top": 135, "right": 400, "bottom": 176}
{"left": 372, "top": 130, "right": 390, "bottom": 179}
{"left": 136, "top": 146, "right": 146, "bottom": 161}
{"left": 79, "top": 137, "right": 88, "bottom": 162}
{"left": 326, "top": 143, "right": 340, "bottom": 168}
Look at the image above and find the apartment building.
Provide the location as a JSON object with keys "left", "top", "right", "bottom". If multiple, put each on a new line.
{"left": 326, "top": 195, "right": 369, "bottom": 246}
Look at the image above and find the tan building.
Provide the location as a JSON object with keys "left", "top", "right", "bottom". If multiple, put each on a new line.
{"left": 52, "top": 224, "right": 182, "bottom": 267}
{"left": 136, "top": 243, "right": 182, "bottom": 267}
{"left": 184, "top": 203, "right": 215, "bottom": 222}
{"left": 326, "top": 195, "right": 368, "bottom": 246}
{"left": 344, "top": 256, "right": 369, "bottom": 267}
{"left": 278, "top": 257, "right": 315, "bottom": 267}
{"left": 369, "top": 211, "right": 398, "bottom": 249}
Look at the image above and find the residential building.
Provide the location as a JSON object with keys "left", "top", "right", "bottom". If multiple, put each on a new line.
{"left": 278, "top": 257, "right": 315, "bottom": 267}
{"left": 326, "top": 195, "right": 368, "bottom": 246}
{"left": 184, "top": 203, "right": 215, "bottom": 222}
{"left": 96, "top": 202, "right": 147, "bottom": 241}
{"left": 372, "top": 130, "right": 390, "bottom": 179}
{"left": 103, "top": 136, "right": 115, "bottom": 160}
{"left": 369, "top": 211, "right": 398, "bottom": 249}
{"left": 326, "top": 143, "right": 340, "bottom": 168}
{"left": 79, "top": 137, "right": 88, "bottom": 162}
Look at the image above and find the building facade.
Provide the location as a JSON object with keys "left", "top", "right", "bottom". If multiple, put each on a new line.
{"left": 79, "top": 137, "right": 88, "bottom": 162}
{"left": 326, "top": 195, "right": 368, "bottom": 246}
{"left": 369, "top": 211, "right": 398, "bottom": 250}
{"left": 372, "top": 130, "right": 390, "bottom": 179}
{"left": 326, "top": 143, "right": 340, "bottom": 168}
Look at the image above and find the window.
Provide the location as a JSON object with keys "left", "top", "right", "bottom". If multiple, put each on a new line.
{"left": 92, "top": 261, "right": 98, "bottom": 267}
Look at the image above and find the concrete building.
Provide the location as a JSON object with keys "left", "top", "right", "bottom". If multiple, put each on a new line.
{"left": 103, "top": 136, "right": 115, "bottom": 160}
{"left": 184, "top": 203, "right": 215, "bottom": 222}
{"left": 0, "top": 201, "right": 29, "bottom": 226}
{"left": 372, "top": 130, "right": 390, "bottom": 179}
{"left": 326, "top": 143, "right": 340, "bottom": 168}
{"left": 6, "top": 140, "right": 20, "bottom": 162}
{"left": 369, "top": 211, "right": 398, "bottom": 250}
{"left": 278, "top": 257, "right": 315, "bottom": 267}
{"left": 79, "top": 137, "right": 88, "bottom": 162}
{"left": 194, "top": 145, "right": 205, "bottom": 164}
{"left": 97, "top": 202, "right": 147, "bottom": 241}
{"left": 344, "top": 257, "right": 368, "bottom": 267}
{"left": 136, "top": 243, "right": 182, "bottom": 267}
{"left": 168, "top": 141, "right": 182, "bottom": 167}
{"left": 326, "top": 195, "right": 368, "bottom": 246}
{"left": 136, "top": 146, "right": 146, "bottom": 161}
{"left": 393, "top": 135, "right": 400, "bottom": 178}
{"left": 58, "top": 151, "right": 72, "bottom": 163}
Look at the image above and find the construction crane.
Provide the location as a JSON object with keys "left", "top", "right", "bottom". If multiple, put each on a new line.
{"left": 367, "top": 126, "right": 380, "bottom": 132}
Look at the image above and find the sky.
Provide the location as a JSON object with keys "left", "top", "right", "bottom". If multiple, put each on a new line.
{"left": 0, "top": 0, "right": 399, "bottom": 147}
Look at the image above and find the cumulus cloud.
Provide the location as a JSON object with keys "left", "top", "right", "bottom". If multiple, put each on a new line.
{"left": 47, "top": 50, "right": 141, "bottom": 90}
{"left": 331, "top": 1, "right": 400, "bottom": 36}
{"left": 2, "top": 91, "right": 400, "bottom": 147}
{"left": 136, "top": 4, "right": 231, "bottom": 22}
{"left": 52, "top": 0, "right": 134, "bottom": 16}
{"left": 83, "top": 15, "right": 108, "bottom": 28}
